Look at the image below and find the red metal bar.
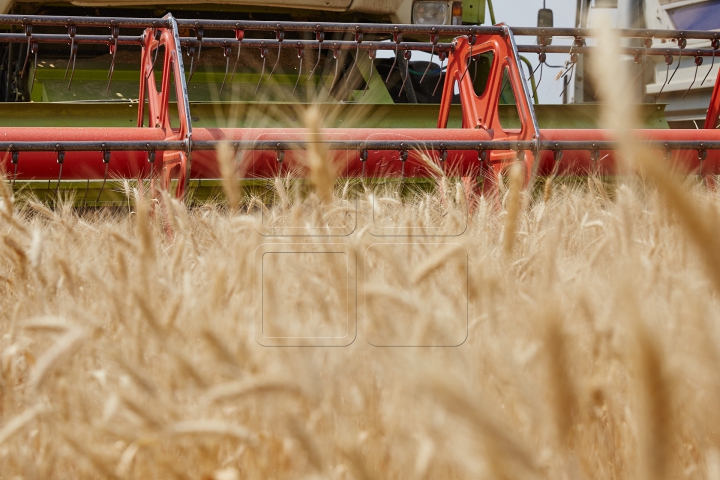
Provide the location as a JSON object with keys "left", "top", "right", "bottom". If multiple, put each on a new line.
{"left": 0, "top": 128, "right": 163, "bottom": 179}
{"left": 6, "top": 127, "right": 718, "bottom": 181}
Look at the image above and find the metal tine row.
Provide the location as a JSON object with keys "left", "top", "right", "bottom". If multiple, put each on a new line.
{"left": 211, "top": 27, "right": 362, "bottom": 96}
{"left": 168, "top": 25, "right": 720, "bottom": 100}
{"left": 18, "top": 21, "right": 125, "bottom": 94}
{"left": 524, "top": 34, "right": 720, "bottom": 102}
{"left": 8, "top": 17, "right": 720, "bottom": 102}
{"left": 682, "top": 38, "right": 720, "bottom": 98}
{"left": 656, "top": 37, "right": 720, "bottom": 102}
{"left": 7, "top": 148, "right": 159, "bottom": 204}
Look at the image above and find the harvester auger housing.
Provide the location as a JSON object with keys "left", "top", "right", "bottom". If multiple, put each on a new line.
{"left": 1, "top": 13, "right": 720, "bottom": 204}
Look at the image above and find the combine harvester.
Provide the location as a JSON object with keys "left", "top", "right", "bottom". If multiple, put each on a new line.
{"left": 0, "top": 12, "right": 718, "bottom": 205}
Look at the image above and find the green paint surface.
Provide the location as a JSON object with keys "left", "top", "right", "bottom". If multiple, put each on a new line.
{"left": 0, "top": 102, "right": 668, "bottom": 129}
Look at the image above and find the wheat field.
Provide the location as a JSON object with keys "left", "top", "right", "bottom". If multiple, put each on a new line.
{"left": 1, "top": 23, "right": 720, "bottom": 479}
{"left": 2, "top": 156, "right": 720, "bottom": 479}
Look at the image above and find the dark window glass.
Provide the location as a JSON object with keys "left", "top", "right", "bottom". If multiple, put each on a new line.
{"left": 668, "top": 0, "right": 720, "bottom": 31}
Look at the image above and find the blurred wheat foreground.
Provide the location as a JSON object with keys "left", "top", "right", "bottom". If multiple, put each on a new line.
{"left": 4, "top": 19, "right": 720, "bottom": 480}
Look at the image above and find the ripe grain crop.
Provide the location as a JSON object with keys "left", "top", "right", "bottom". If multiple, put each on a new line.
{"left": 2, "top": 23, "right": 720, "bottom": 480}
{"left": 2, "top": 158, "right": 720, "bottom": 479}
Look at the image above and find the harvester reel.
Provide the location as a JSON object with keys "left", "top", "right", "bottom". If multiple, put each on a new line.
{"left": 0, "top": 13, "right": 719, "bottom": 204}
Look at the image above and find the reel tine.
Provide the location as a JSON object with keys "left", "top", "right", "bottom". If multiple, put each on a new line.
{"left": 346, "top": 32, "right": 363, "bottom": 85}
{"left": 632, "top": 54, "right": 646, "bottom": 88}
{"left": 308, "top": 30, "right": 324, "bottom": 80}
{"left": 702, "top": 39, "right": 719, "bottom": 86}
{"left": 536, "top": 51, "right": 546, "bottom": 88}
{"left": 146, "top": 29, "right": 162, "bottom": 81}
{"left": 529, "top": 61, "right": 541, "bottom": 83}
{"left": 230, "top": 29, "right": 244, "bottom": 83}
{"left": 398, "top": 50, "right": 411, "bottom": 97}
{"left": 29, "top": 41, "right": 38, "bottom": 94}
{"left": 268, "top": 29, "right": 284, "bottom": 80}
{"left": 683, "top": 56, "right": 703, "bottom": 99}
{"left": 292, "top": 46, "right": 304, "bottom": 95}
{"left": 219, "top": 45, "right": 232, "bottom": 95}
{"left": 188, "top": 26, "right": 204, "bottom": 82}
{"left": 187, "top": 51, "right": 198, "bottom": 82}
{"left": 432, "top": 51, "right": 446, "bottom": 97}
{"left": 67, "top": 43, "right": 78, "bottom": 91}
{"left": 97, "top": 151, "right": 111, "bottom": 203}
{"left": 559, "top": 63, "right": 574, "bottom": 98}
{"left": 385, "top": 31, "right": 402, "bottom": 83}
{"left": 55, "top": 150, "right": 65, "bottom": 200}
{"left": 64, "top": 25, "right": 76, "bottom": 80}
{"left": 419, "top": 34, "right": 438, "bottom": 84}
{"left": 656, "top": 54, "right": 673, "bottom": 102}
{"left": 255, "top": 44, "right": 268, "bottom": 94}
{"left": 668, "top": 37, "right": 685, "bottom": 84}
{"left": 459, "top": 35, "right": 476, "bottom": 83}
{"left": 348, "top": 44, "right": 360, "bottom": 84}
{"left": 329, "top": 46, "right": 340, "bottom": 91}
{"left": 362, "top": 48, "right": 376, "bottom": 97}
{"left": 21, "top": 23, "right": 32, "bottom": 79}
{"left": 558, "top": 50, "right": 578, "bottom": 99}
{"left": 106, "top": 26, "right": 119, "bottom": 95}
{"left": 11, "top": 151, "right": 18, "bottom": 188}
{"left": 151, "top": 28, "right": 160, "bottom": 62}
